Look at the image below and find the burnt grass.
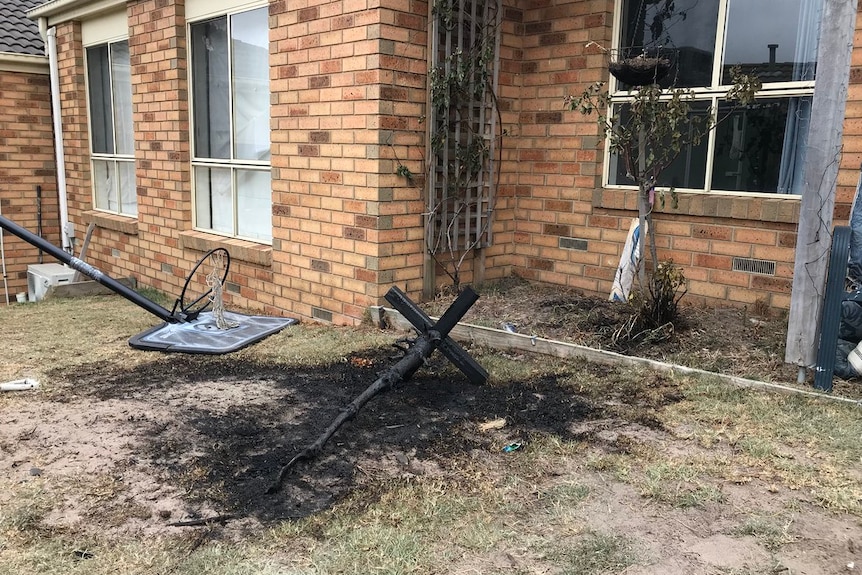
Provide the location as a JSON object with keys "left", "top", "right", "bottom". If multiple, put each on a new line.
{"left": 50, "top": 347, "right": 683, "bottom": 524}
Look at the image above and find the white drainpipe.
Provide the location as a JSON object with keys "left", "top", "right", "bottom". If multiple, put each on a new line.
{"left": 40, "top": 20, "right": 71, "bottom": 252}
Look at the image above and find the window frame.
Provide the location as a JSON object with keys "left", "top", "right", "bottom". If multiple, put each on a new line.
{"left": 606, "top": 0, "right": 819, "bottom": 197}
{"left": 84, "top": 37, "right": 137, "bottom": 217}
{"left": 188, "top": 3, "right": 272, "bottom": 245}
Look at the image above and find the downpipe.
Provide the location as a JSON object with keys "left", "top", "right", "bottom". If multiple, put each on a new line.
{"left": 44, "top": 23, "right": 71, "bottom": 252}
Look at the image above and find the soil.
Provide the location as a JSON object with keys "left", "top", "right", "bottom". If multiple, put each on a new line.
{"left": 425, "top": 276, "right": 862, "bottom": 396}
{"left": 1, "top": 282, "right": 861, "bottom": 574}
{"left": 5, "top": 350, "right": 608, "bottom": 529}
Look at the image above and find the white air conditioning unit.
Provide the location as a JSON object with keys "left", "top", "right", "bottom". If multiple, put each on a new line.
{"left": 27, "top": 263, "right": 76, "bottom": 302}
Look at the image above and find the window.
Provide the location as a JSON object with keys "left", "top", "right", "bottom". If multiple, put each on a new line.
{"left": 609, "top": 0, "right": 822, "bottom": 194}
{"left": 190, "top": 7, "right": 271, "bottom": 243}
{"left": 87, "top": 40, "right": 136, "bottom": 216}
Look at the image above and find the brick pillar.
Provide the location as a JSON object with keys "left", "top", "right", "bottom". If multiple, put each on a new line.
{"left": 128, "top": 0, "right": 192, "bottom": 296}
{"left": 270, "top": 0, "right": 427, "bottom": 324}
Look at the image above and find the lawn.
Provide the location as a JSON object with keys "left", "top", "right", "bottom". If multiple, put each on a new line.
{"left": 0, "top": 293, "right": 860, "bottom": 574}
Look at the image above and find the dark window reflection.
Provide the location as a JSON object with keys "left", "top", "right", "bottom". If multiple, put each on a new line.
{"left": 619, "top": 0, "right": 719, "bottom": 88}
{"left": 722, "top": 0, "right": 822, "bottom": 84}
{"left": 609, "top": 102, "right": 710, "bottom": 189}
{"left": 711, "top": 97, "right": 812, "bottom": 193}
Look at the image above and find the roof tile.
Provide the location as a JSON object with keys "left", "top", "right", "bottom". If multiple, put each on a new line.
{"left": 0, "top": 0, "right": 47, "bottom": 56}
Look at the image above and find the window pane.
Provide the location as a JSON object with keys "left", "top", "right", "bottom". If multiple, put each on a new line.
{"left": 236, "top": 169, "right": 272, "bottom": 241}
{"left": 619, "top": 0, "right": 719, "bottom": 88}
{"left": 119, "top": 160, "right": 137, "bottom": 216}
{"left": 711, "top": 97, "right": 812, "bottom": 193}
{"left": 195, "top": 166, "right": 233, "bottom": 234}
{"left": 191, "top": 17, "right": 231, "bottom": 159}
{"left": 231, "top": 8, "right": 270, "bottom": 161}
{"left": 87, "top": 45, "right": 114, "bottom": 154}
{"left": 93, "top": 160, "right": 116, "bottom": 211}
{"left": 722, "top": 0, "right": 823, "bottom": 84}
{"left": 111, "top": 42, "right": 134, "bottom": 155}
{"left": 608, "top": 103, "right": 709, "bottom": 189}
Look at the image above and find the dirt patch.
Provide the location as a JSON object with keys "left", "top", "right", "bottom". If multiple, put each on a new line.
{"left": 3, "top": 349, "right": 631, "bottom": 533}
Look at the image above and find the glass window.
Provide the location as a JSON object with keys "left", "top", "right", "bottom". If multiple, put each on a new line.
{"left": 609, "top": 0, "right": 823, "bottom": 194}
{"left": 87, "top": 40, "right": 136, "bottom": 216}
{"left": 619, "top": 0, "right": 718, "bottom": 88}
{"left": 191, "top": 7, "right": 271, "bottom": 243}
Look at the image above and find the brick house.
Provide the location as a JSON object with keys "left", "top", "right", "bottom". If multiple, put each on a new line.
{"left": 0, "top": 0, "right": 58, "bottom": 301}
{"left": 18, "top": 0, "right": 861, "bottom": 323}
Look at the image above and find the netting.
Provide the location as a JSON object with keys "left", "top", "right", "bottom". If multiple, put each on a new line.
{"left": 206, "top": 250, "right": 238, "bottom": 330}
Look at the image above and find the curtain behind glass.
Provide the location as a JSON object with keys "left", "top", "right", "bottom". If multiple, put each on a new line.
{"left": 192, "top": 18, "right": 231, "bottom": 159}
{"left": 93, "top": 160, "right": 116, "bottom": 211}
{"left": 119, "top": 160, "right": 137, "bottom": 216}
{"left": 791, "top": 0, "right": 822, "bottom": 82}
{"left": 777, "top": 96, "right": 812, "bottom": 194}
{"left": 236, "top": 169, "right": 272, "bottom": 241}
{"left": 195, "top": 167, "right": 233, "bottom": 234}
{"left": 110, "top": 42, "right": 134, "bottom": 155}
{"left": 231, "top": 8, "right": 270, "bottom": 161}
{"left": 87, "top": 45, "right": 114, "bottom": 154}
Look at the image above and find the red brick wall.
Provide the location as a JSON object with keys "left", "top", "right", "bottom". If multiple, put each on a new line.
{"left": 127, "top": 0, "right": 192, "bottom": 296}
{"left": 47, "top": 0, "right": 862, "bottom": 320}
{"left": 497, "top": 0, "right": 861, "bottom": 311}
{"left": 0, "top": 65, "right": 58, "bottom": 301}
{"left": 501, "top": 0, "right": 615, "bottom": 294}
{"left": 270, "top": 0, "right": 428, "bottom": 323}
{"left": 51, "top": 0, "right": 430, "bottom": 324}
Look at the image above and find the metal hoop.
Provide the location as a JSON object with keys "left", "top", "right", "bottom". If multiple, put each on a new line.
{"left": 172, "top": 248, "right": 231, "bottom": 321}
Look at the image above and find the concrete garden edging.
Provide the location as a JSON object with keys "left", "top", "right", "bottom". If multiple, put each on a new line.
{"left": 368, "top": 306, "right": 862, "bottom": 407}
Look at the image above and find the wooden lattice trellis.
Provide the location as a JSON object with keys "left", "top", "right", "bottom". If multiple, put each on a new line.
{"left": 427, "top": 0, "right": 501, "bottom": 261}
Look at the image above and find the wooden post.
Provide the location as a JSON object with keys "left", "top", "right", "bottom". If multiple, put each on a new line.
{"left": 785, "top": 0, "right": 859, "bottom": 374}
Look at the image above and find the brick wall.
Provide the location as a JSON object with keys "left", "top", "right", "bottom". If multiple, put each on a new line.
{"left": 127, "top": 0, "right": 193, "bottom": 296}
{"left": 498, "top": 0, "right": 862, "bottom": 311}
{"left": 0, "top": 65, "right": 58, "bottom": 301}
{"left": 45, "top": 0, "right": 862, "bottom": 321}
{"left": 269, "top": 0, "right": 427, "bottom": 323}
{"left": 503, "top": 0, "right": 614, "bottom": 294}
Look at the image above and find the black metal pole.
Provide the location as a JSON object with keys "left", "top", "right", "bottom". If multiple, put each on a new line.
{"left": 0, "top": 214, "right": 180, "bottom": 323}
{"left": 36, "top": 185, "right": 43, "bottom": 264}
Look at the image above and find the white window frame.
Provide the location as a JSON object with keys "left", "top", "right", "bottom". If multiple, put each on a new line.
{"left": 85, "top": 38, "right": 136, "bottom": 217}
{"left": 606, "top": 0, "right": 819, "bottom": 197}
{"left": 188, "top": 4, "right": 272, "bottom": 244}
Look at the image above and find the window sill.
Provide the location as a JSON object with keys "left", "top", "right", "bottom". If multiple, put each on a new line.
{"left": 84, "top": 210, "right": 138, "bottom": 235}
{"left": 591, "top": 188, "right": 800, "bottom": 224}
{"left": 179, "top": 230, "right": 272, "bottom": 267}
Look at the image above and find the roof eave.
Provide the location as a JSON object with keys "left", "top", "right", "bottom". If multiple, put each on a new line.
{"left": 28, "top": 0, "right": 127, "bottom": 25}
{"left": 0, "top": 52, "right": 49, "bottom": 74}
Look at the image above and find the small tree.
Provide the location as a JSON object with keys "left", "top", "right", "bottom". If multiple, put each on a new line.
{"left": 566, "top": 62, "right": 760, "bottom": 285}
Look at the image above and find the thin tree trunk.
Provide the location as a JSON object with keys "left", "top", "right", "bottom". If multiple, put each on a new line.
{"left": 637, "top": 128, "right": 648, "bottom": 286}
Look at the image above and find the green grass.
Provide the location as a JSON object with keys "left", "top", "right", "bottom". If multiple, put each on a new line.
{"left": 663, "top": 377, "right": 862, "bottom": 514}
